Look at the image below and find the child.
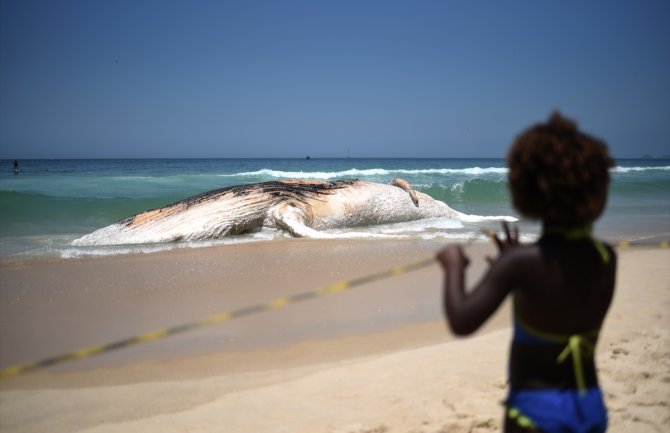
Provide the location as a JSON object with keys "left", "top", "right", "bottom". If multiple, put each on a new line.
{"left": 437, "top": 112, "right": 616, "bottom": 433}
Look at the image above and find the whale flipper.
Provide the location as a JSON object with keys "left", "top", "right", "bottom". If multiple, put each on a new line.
{"left": 271, "top": 202, "right": 331, "bottom": 238}
{"left": 390, "top": 178, "right": 419, "bottom": 207}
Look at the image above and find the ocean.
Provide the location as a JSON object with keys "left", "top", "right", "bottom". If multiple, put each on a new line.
{"left": 1, "top": 158, "right": 668, "bottom": 261}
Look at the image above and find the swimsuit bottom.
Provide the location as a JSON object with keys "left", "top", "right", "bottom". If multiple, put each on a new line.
{"left": 507, "top": 387, "right": 607, "bottom": 433}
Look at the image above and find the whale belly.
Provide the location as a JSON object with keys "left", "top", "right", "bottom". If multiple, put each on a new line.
{"left": 309, "top": 182, "right": 456, "bottom": 230}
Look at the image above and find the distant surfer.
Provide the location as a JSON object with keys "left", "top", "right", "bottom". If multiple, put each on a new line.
{"left": 13, "top": 160, "right": 19, "bottom": 175}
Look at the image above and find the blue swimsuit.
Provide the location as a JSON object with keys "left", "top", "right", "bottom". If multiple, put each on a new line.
{"left": 506, "top": 229, "right": 610, "bottom": 433}
{"left": 506, "top": 318, "right": 608, "bottom": 433}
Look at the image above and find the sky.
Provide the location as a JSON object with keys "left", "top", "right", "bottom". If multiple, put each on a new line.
{"left": 1, "top": 0, "right": 669, "bottom": 159}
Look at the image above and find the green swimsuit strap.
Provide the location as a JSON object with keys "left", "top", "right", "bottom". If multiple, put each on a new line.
{"left": 557, "top": 334, "right": 594, "bottom": 395}
{"left": 516, "top": 315, "right": 600, "bottom": 395}
{"left": 516, "top": 313, "right": 600, "bottom": 344}
{"left": 543, "top": 226, "right": 611, "bottom": 264}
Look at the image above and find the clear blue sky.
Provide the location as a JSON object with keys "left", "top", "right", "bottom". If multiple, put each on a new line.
{"left": 1, "top": 0, "right": 669, "bottom": 159}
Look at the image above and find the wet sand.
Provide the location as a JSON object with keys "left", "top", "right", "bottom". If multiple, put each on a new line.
{"left": 0, "top": 239, "right": 668, "bottom": 432}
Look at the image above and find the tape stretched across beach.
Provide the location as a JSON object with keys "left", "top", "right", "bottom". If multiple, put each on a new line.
{"left": 0, "top": 239, "right": 667, "bottom": 379}
{"left": 0, "top": 256, "right": 436, "bottom": 379}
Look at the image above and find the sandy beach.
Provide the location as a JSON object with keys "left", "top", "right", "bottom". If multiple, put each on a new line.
{"left": 0, "top": 239, "right": 668, "bottom": 432}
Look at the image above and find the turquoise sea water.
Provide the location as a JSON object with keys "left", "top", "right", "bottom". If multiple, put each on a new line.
{"left": 1, "top": 158, "right": 668, "bottom": 260}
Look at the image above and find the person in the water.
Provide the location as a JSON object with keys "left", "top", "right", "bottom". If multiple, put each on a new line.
{"left": 437, "top": 112, "right": 616, "bottom": 433}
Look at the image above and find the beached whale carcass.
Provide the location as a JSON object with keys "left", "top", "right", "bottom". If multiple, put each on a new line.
{"left": 72, "top": 178, "right": 509, "bottom": 246}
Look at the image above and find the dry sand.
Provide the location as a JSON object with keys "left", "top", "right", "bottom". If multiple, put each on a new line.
{"left": 0, "top": 239, "right": 668, "bottom": 432}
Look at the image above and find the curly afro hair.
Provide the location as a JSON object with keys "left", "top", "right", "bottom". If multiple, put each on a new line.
{"left": 507, "top": 111, "right": 615, "bottom": 225}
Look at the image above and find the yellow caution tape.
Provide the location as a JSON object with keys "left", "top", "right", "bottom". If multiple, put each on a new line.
{"left": 0, "top": 256, "right": 437, "bottom": 379}
{"left": 1, "top": 237, "right": 666, "bottom": 379}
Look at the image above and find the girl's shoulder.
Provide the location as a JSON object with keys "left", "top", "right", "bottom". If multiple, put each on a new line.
{"left": 487, "top": 244, "right": 546, "bottom": 288}
{"left": 497, "top": 243, "right": 543, "bottom": 266}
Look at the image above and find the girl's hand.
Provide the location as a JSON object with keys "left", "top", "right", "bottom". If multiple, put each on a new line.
{"left": 436, "top": 245, "right": 470, "bottom": 271}
{"left": 486, "top": 222, "right": 520, "bottom": 264}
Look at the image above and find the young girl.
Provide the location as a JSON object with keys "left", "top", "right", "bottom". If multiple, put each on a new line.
{"left": 437, "top": 112, "right": 616, "bottom": 433}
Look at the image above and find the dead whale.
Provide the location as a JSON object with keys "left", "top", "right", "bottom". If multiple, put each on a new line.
{"left": 72, "top": 178, "right": 513, "bottom": 245}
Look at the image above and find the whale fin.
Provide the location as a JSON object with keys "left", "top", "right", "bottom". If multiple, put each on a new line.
{"left": 390, "top": 178, "right": 419, "bottom": 207}
{"left": 272, "top": 202, "right": 329, "bottom": 238}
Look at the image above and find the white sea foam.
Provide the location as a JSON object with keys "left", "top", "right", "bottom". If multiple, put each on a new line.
{"left": 218, "top": 167, "right": 508, "bottom": 179}
{"left": 458, "top": 214, "right": 518, "bottom": 223}
{"left": 219, "top": 165, "right": 670, "bottom": 180}
{"left": 450, "top": 181, "right": 465, "bottom": 200}
{"left": 218, "top": 168, "right": 390, "bottom": 179}
{"left": 360, "top": 217, "right": 465, "bottom": 234}
{"left": 612, "top": 166, "right": 670, "bottom": 173}
{"left": 220, "top": 165, "right": 669, "bottom": 180}
{"left": 58, "top": 234, "right": 278, "bottom": 259}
